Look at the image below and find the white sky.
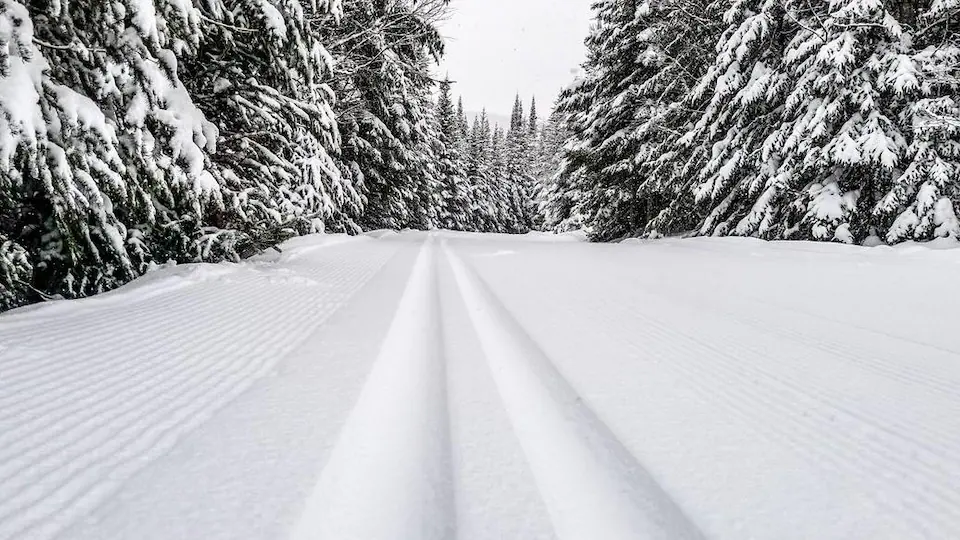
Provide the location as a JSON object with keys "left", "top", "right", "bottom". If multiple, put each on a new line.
{"left": 436, "top": 0, "right": 594, "bottom": 118}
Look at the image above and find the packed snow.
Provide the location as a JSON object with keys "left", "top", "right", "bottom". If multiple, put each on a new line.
{"left": 2, "top": 231, "right": 960, "bottom": 539}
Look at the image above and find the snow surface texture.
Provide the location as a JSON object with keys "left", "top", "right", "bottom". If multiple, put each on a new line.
{"left": 2, "top": 231, "right": 960, "bottom": 539}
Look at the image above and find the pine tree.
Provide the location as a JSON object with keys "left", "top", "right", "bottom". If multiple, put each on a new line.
{"left": 0, "top": 0, "right": 455, "bottom": 311}
{"left": 466, "top": 111, "right": 499, "bottom": 230}
{"left": 877, "top": 0, "right": 960, "bottom": 242}
{"left": 488, "top": 124, "right": 514, "bottom": 229}
{"left": 457, "top": 96, "right": 470, "bottom": 140}
{"left": 184, "top": 0, "right": 349, "bottom": 254}
{"left": 552, "top": 0, "right": 714, "bottom": 240}
{"left": 682, "top": 0, "right": 960, "bottom": 243}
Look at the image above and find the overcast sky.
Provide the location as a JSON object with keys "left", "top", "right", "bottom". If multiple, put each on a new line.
{"left": 436, "top": 0, "right": 594, "bottom": 118}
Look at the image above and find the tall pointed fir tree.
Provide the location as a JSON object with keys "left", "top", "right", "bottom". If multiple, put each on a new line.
{"left": 504, "top": 95, "right": 535, "bottom": 231}
{"left": 528, "top": 96, "right": 539, "bottom": 138}
{"left": 535, "top": 105, "right": 570, "bottom": 229}
{"left": 434, "top": 79, "right": 471, "bottom": 230}
{"left": 876, "top": 0, "right": 960, "bottom": 242}
{"left": 549, "top": 0, "right": 716, "bottom": 240}
{"left": 184, "top": 0, "right": 350, "bottom": 255}
{"left": 456, "top": 96, "right": 470, "bottom": 141}
{"left": 487, "top": 124, "right": 510, "bottom": 227}
{"left": 466, "top": 111, "right": 499, "bottom": 231}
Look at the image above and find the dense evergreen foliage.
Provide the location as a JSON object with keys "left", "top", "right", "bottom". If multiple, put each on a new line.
{"left": 0, "top": 0, "right": 548, "bottom": 311}
{"left": 543, "top": 0, "right": 960, "bottom": 243}
{"left": 6, "top": 0, "right": 954, "bottom": 310}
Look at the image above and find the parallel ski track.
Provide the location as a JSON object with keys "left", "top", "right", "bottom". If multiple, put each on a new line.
{"left": 290, "top": 236, "right": 454, "bottom": 540}
{"left": 0, "top": 243, "right": 402, "bottom": 540}
{"left": 436, "top": 253, "right": 557, "bottom": 540}
{"left": 443, "top": 242, "right": 703, "bottom": 540}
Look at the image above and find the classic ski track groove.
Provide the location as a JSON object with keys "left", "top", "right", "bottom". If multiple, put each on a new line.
{"left": 289, "top": 236, "right": 456, "bottom": 540}
{"left": 443, "top": 241, "right": 704, "bottom": 540}
{"left": 0, "top": 243, "right": 403, "bottom": 540}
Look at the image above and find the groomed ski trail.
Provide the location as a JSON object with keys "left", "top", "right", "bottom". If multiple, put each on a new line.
{"left": 3, "top": 231, "right": 960, "bottom": 539}
{"left": 291, "top": 235, "right": 699, "bottom": 540}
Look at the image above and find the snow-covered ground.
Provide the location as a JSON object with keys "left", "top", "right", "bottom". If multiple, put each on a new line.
{"left": 2, "top": 231, "right": 960, "bottom": 540}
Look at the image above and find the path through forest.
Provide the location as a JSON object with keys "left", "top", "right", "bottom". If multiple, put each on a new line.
{"left": 2, "top": 231, "right": 960, "bottom": 539}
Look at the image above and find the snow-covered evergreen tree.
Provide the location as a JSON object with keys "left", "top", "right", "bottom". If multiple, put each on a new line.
{"left": 683, "top": 0, "right": 960, "bottom": 243}
{"left": 552, "top": 0, "right": 719, "bottom": 240}
{"left": 877, "top": 0, "right": 960, "bottom": 242}
{"left": 487, "top": 124, "right": 513, "bottom": 228}
{"left": 322, "top": 0, "right": 447, "bottom": 231}
{"left": 457, "top": 97, "right": 470, "bottom": 141}
{"left": 505, "top": 95, "right": 535, "bottom": 231}
{"left": 0, "top": 0, "right": 220, "bottom": 307}
{"left": 0, "top": 0, "right": 454, "bottom": 311}
{"left": 551, "top": 0, "right": 960, "bottom": 245}
{"left": 528, "top": 96, "right": 539, "bottom": 138}
{"left": 180, "top": 0, "right": 350, "bottom": 258}
{"left": 434, "top": 79, "right": 472, "bottom": 230}
{"left": 534, "top": 105, "right": 570, "bottom": 229}
{"left": 466, "top": 111, "right": 499, "bottom": 230}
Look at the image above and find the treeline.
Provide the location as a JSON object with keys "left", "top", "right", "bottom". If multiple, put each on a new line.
{"left": 0, "top": 0, "right": 543, "bottom": 311}
{"left": 436, "top": 88, "right": 564, "bottom": 233}
{"left": 541, "top": 0, "right": 960, "bottom": 243}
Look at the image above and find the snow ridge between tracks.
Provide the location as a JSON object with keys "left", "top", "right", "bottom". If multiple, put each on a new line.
{"left": 443, "top": 242, "right": 703, "bottom": 540}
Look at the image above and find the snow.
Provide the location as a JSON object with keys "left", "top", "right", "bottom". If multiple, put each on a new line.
{"left": 258, "top": 0, "right": 288, "bottom": 42}
{"left": 0, "top": 1, "right": 48, "bottom": 169}
{"left": 2, "top": 231, "right": 960, "bottom": 539}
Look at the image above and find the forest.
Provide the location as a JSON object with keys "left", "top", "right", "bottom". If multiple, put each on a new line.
{"left": 1, "top": 0, "right": 959, "bottom": 310}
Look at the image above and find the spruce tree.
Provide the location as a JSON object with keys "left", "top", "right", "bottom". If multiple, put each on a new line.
{"left": 467, "top": 111, "right": 499, "bottom": 231}
{"left": 435, "top": 79, "right": 471, "bottom": 230}
{"left": 184, "top": 0, "right": 349, "bottom": 254}
{"left": 488, "top": 124, "right": 514, "bottom": 229}
{"left": 535, "top": 105, "right": 571, "bottom": 229}
{"left": 505, "top": 95, "right": 535, "bottom": 231}
{"left": 552, "top": 0, "right": 706, "bottom": 240}
{"left": 457, "top": 97, "right": 470, "bottom": 141}
{"left": 0, "top": 0, "right": 219, "bottom": 307}
{"left": 552, "top": 0, "right": 960, "bottom": 245}
{"left": 682, "top": 0, "right": 960, "bottom": 243}
{"left": 0, "top": 0, "right": 455, "bottom": 311}
{"left": 322, "top": 0, "right": 446, "bottom": 232}
{"left": 528, "top": 96, "right": 539, "bottom": 138}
